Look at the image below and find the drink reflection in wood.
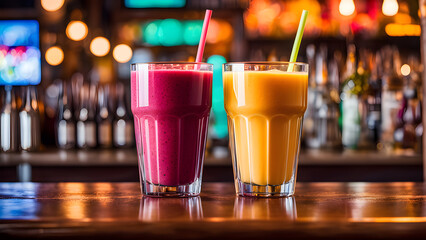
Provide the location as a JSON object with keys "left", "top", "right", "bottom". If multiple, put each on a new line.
{"left": 139, "top": 197, "right": 203, "bottom": 221}
{"left": 234, "top": 197, "right": 297, "bottom": 220}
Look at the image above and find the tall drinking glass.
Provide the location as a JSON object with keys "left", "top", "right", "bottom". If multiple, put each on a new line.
{"left": 131, "top": 62, "right": 213, "bottom": 197}
{"left": 223, "top": 62, "right": 308, "bottom": 197}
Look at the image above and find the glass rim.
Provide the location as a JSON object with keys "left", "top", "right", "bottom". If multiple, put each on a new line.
{"left": 224, "top": 61, "right": 308, "bottom": 66}
{"left": 131, "top": 61, "right": 213, "bottom": 66}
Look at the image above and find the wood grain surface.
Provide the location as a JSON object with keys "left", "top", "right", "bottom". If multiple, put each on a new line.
{"left": 1, "top": 182, "right": 426, "bottom": 239}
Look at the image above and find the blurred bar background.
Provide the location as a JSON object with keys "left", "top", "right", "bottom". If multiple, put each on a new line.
{"left": 0, "top": 0, "right": 424, "bottom": 182}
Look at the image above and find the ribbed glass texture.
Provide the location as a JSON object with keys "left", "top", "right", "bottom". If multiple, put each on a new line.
{"left": 131, "top": 62, "right": 213, "bottom": 197}
{"left": 223, "top": 62, "right": 308, "bottom": 197}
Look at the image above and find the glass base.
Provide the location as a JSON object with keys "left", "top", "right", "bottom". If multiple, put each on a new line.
{"left": 141, "top": 178, "right": 202, "bottom": 197}
{"left": 235, "top": 178, "right": 295, "bottom": 197}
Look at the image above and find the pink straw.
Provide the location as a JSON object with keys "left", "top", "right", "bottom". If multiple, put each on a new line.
{"left": 195, "top": 9, "right": 212, "bottom": 63}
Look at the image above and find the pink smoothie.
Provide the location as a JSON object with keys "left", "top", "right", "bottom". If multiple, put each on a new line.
{"left": 131, "top": 69, "right": 212, "bottom": 186}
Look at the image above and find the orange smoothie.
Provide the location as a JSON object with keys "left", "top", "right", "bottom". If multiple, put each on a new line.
{"left": 224, "top": 70, "right": 308, "bottom": 186}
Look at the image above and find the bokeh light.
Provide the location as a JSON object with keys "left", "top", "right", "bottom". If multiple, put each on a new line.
{"left": 385, "top": 23, "right": 420, "bottom": 36}
{"left": 244, "top": 0, "right": 322, "bottom": 38}
{"left": 113, "top": 44, "right": 133, "bottom": 63}
{"left": 41, "top": 0, "right": 65, "bottom": 12}
{"left": 158, "top": 19, "right": 183, "bottom": 46}
{"left": 183, "top": 20, "right": 202, "bottom": 45}
{"left": 207, "top": 55, "right": 228, "bottom": 139}
{"left": 124, "top": 0, "right": 186, "bottom": 8}
{"left": 401, "top": 64, "right": 411, "bottom": 76}
{"left": 382, "top": 0, "right": 399, "bottom": 17}
{"left": 90, "top": 37, "right": 110, "bottom": 57}
{"left": 66, "top": 21, "right": 88, "bottom": 41}
{"left": 143, "top": 19, "right": 209, "bottom": 46}
{"left": 339, "top": 0, "right": 355, "bottom": 16}
{"left": 207, "top": 20, "right": 233, "bottom": 44}
{"left": 45, "top": 46, "right": 64, "bottom": 66}
{"left": 144, "top": 20, "right": 161, "bottom": 46}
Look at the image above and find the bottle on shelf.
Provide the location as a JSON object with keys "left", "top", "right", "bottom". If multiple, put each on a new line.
{"left": 56, "top": 81, "right": 76, "bottom": 149}
{"left": 76, "top": 84, "right": 97, "bottom": 149}
{"left": 325, "top": 56, "right": 342, "bottom": 149}
{"left": 415, "top": 98, "right": 423, "bottom": 153}
{"left": 357, "top": 50, "right": 376, "bottom": 150}
{"left": 380, "top": 46, "right": 404, "bottom": 152}
{"left": 71, "top": 72, "right": 84, "bottom": 119}
{"left": 112, "top": 82, "right": 134, "bottom": 148}
{"left": 302, "top": 44, "right": 317, "bottom": 146}
{"left": 408, "top": 56, "right": 423, "bottom": 153}
{"left": 97, "top": 84, "right": 113, "bottom": 148}
{"left": 304, "top": 45, "right": 341, "bottom": 149}
{"left": 393, "top": 58, "right": 420, "bottom": 151}
{"left": 363, "top": 52, "right": 382, "bottom": 149}
{"left": 341, "top": 44, "right": 369, "bottom": 149}
{"left": 19, "top": 86, "right": 41, "bottom": 151}
{"left": 0, "top": 86, "right": 19, "bottom": 152}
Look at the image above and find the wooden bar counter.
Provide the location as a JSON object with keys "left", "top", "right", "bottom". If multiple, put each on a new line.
{"left": 1, "top": 182, "right": 426, "bottom": 239}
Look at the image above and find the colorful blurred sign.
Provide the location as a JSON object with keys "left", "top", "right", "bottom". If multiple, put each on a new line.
{"left": 0, "top": 20, "right": 41, "bottom": 85}
{"left": 142, "top": 19, "right": 202, "bottom": 46}
{"left": 207, "top": 55, "right": 228, "bottom": 139}
{"left": 124, "top": 0, "right": 186, "bottom": 8}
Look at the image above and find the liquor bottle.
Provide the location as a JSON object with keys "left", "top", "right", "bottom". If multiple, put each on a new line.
{"left": 380, "top": 47, "right": 404, "bottom": 152}
{"left": 113, "top": 83, "right": 134, "bottom": 148}
{"left": 415, "top": 99, "right": 423, "bottom": 153}
{"left": 0, "top": 86, "right": 19, "bottom": 152}
{"left": 365, "top": 52, "right": 382, "bottom": 148}
{"left": 302, "top": 44, "right": 316, "bottom": 146}
{"left": 305, "top": 45, "right": 341, "bottom": 149}
{"left": 97, "top": 85, "right": 113, "bottom": 148}
{"left": 19, "top": 86, "right": 41, "bottom": 151}
{"left": 71, "top": 72, "right": 84, "bottom": 118}
{"left": 408, "top": 56, "right": 423, "bottom": 153}
{"left": 341, "top": 44, "right": 369, "bottom": 149}
{"left": 357, "top": 50, "right": 377, "bottom": 150}
{"left": 324, "top": 56, "right": 342, "bottom": 149}
{"left": 76, "top": 84, "right": 97, "bottom": 149}
{"left": 393, "top": 62, "right": 419, "bottom": 150}
{"left": 56, "top": 81, "right": 76, "bottom": 149}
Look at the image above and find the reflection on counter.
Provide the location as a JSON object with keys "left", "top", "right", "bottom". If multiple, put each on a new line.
{"left": 234, "top": 197, "right": 297, "bottom": 220}
{"left": 139, "top": 197, "right": 203, "bottom": 221}
{"left": 2, "top": 182, "right": 426, "bottom": 224}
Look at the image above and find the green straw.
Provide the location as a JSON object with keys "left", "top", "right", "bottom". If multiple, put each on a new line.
{"left": 288, "top": 10, "right": 309, "bottom": 72}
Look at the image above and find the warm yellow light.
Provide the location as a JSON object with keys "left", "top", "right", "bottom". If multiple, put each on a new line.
{"left": 339, "top": 0, "right": 355, "bottom": 16}
{"left": 90, "top": 37, "right": 110, "bottom": 57}
{"left": 401, "top": 64, "right": 411, "bottom": 76}
{"left": 41, "top": 0, "right": 65, "bottom": 12}
{"left": 394, "top": 13, "right": 412, "bottom": 24}
{"left": 66, "top": 21, "right": 88, "bottom": 41}
{"left": 385, "top": 23, "right": 401, "bottom": 36}
{"left": 406, "top": 24, "right": 421, "bottom": 36}
{"left": 382, "top": 0, "right": 399, "bottom": 17}
{"left": 113, "top": 44, "right": 133, "bottom": 63}
{"left": 385, "top": 23, "right": 420, "bottom": 36}
{"left": 45, "top": 46, "right": 64, "bottom": 66}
